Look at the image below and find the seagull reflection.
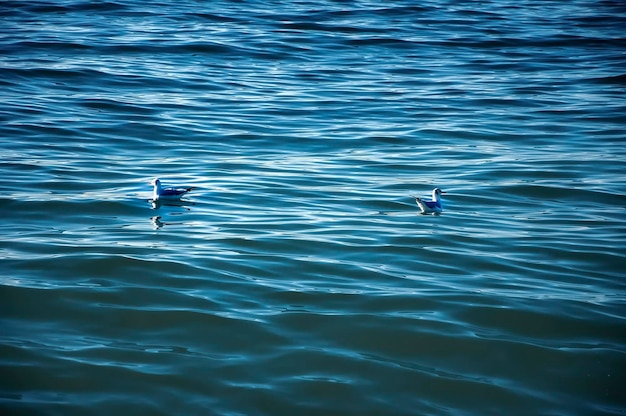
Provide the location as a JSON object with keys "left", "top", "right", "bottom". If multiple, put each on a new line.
{"left": 150, "top": 215, "right": 187, "bottom": 229}
{"left": 150, "top": 199, "right": 194, "bottom": 210}
{"left": 151, "top": 216, "right": 165, "bottom": 229}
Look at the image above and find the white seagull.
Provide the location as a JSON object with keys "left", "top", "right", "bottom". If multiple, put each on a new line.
{"left": 151, "top": 178, "right": 194, "bottom": 201}
{"left": 415, "top": 188, "right": 446, "bottom": 214}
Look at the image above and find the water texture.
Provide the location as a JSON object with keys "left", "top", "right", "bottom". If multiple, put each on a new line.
{"left": 1, "top": 0, "right": 625, "bottom": 414}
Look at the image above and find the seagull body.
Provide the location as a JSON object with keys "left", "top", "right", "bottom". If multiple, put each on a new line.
{"left": 151, "top": 178, "right": 193, "bottom": 200}
{"left": 415, "top": 188, "right": 445, "bottom": 214}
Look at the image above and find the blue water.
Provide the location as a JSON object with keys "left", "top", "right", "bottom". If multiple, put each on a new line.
{"left": 1, "top": 0, "right": 625, "bottom": 414}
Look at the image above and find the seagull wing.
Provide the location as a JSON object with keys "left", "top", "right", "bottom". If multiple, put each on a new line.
{"left": 161, "top": 187, "right": 192, "bottom": 197}
{"left": 423, "top": 200, "right": 440, "bottom": 209}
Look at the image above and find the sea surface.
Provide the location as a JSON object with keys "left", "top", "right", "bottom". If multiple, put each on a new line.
{"left": 1, "top": 0, "right": 625, "bottom": 415}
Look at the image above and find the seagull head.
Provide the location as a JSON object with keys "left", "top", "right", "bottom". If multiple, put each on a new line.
{"left": 432, "top": 188, "right": 446, "bottom": 201}
{"left": 151, "top": 178, "right": 161, "bottom": 186}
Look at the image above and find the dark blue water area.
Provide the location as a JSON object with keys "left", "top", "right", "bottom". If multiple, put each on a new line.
{"left": 1, "top": 0, "right": 625, "bottom": 415}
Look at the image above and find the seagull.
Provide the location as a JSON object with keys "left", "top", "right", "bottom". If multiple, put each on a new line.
{"left": 414, "top": 188, "right": 446, "bottom": 214}
{"left": 151, "top": 178, "right": 194, "bottom": 201}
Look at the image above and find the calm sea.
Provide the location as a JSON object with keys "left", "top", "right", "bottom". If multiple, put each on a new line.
{"left": 1, "top": 0, "right": 625, "bottom": 414}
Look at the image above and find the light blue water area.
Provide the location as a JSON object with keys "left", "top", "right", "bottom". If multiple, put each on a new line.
{"left": 1, "top": 0, "right": 625, "bottom": 414}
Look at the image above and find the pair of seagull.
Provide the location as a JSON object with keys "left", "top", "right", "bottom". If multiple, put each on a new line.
{"left": 151, "top": 178, "right": 446, "bottom": 214}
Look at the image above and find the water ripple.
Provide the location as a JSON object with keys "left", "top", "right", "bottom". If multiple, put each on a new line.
{"left": 1, "top": 0, "right": 625, "bottom": 414}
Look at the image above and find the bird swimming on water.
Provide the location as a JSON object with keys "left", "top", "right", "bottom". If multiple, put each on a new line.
{"left": 151, "top": 178, "right": 194, "bottom": 200}
{"left": 415, "top": 188, "right": 446, "bottom": 214}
